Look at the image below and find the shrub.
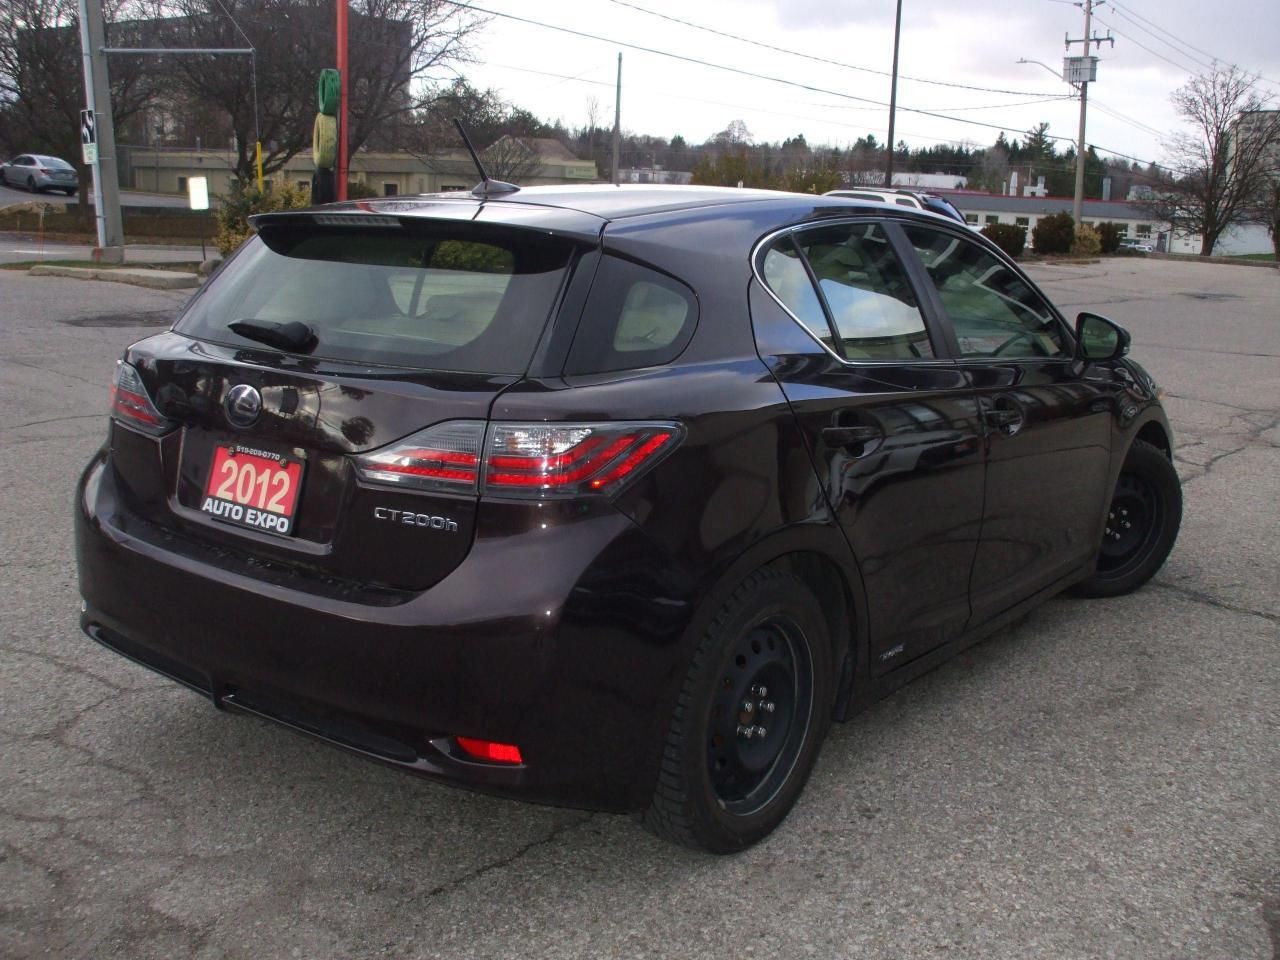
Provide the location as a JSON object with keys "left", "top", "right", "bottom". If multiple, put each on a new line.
{"left": 346, "top": 180, "right": 380, "bottom": 199}
{"left": 1071, "top": 225, "right": 1102, "bottom": 256}
{"left": 214, "top": 184, "right": 311, "bottom": 255}
{"left": 1032, "top": 212, "right": 1075, "bottom": 255}
{"left": 1095, "top": 221, "right": 1125, "bottom": 254}
{"left": 981, "top": 222, "right": 1027, "bottom": 259}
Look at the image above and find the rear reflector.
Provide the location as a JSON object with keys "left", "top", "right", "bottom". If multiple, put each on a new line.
{"left": 109, "top": 360, "right": 169, "bottom": 435}
{"left": 354, "top": 420, "right": 682, "bottom": 500}
{"left": 456, "top": 737, "right": 524, "bottom": 764}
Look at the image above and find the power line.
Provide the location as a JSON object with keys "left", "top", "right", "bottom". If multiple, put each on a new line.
{"left": 600, "top": 0, "right": 1065, "bottom": 98}
{"left": 1106, "top": 0, "right": 1280, "bottom": 87}
{"left": 1091, "top": 15, "right": 1202, "bottom": 75}
{"left": 1103, "top": 5, "right": 1212, "bottom": 70}
{"left": 450, "top": 2, "right": 1175, "bottom": 174}
{"left": 446, "top": 2, "right": 1087, "bottom": 143}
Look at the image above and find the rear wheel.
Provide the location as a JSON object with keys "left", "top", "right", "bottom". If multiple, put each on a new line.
{"left": 643, "top": 567, "right": 833, "bottom": 853}
{"left": 1074, "top": 440, "right": 1181, "bottom": 597}
{"left": 27, "top": 175, "right": 39, "bottom": 193}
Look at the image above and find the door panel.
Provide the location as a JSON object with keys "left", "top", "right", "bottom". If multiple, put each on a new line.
{"left": 751, "top": 221, "right": 985, "bottom": 673}
{"left": 897, "top": 223, "right": 1119, "bottom": 622}
{"left": 966, "top": 363, "right": 1116, "bottom": 620}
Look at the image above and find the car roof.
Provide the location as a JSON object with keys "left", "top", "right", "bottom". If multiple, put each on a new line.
{"left": 254, "top": 183, "right": 975, "bottom": 246}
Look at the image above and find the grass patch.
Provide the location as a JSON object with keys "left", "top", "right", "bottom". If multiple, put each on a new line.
{"left": 1235, "top": 252, "right": 1276, "bottom": 262}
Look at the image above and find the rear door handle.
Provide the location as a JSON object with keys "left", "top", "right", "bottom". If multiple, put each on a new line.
{"left": 822, "top": 425, "right": 882, "bottom": 447}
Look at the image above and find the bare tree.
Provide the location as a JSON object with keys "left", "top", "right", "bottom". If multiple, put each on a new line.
{"left": 1147, "top": 65, "right": 1278, "bottom": 256}
{"left": 135, "top": 0, "right": 484, "bottom": 182}
{"left": 481, "top": 134, "right": 539, "bottom": 182}
{"left": 0, "top": 0, "right": 154, "bottom": 207}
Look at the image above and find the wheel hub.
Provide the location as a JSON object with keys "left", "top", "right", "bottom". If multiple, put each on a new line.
{"left": 1099, "top": 472, "right": 1157, "bottom": 570}
{"left": 707, "top": 618, "right": 813, "bottom": 813}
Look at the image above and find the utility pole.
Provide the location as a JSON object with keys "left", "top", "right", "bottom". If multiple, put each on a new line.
{"left": 612, "top": 53, "right": 622, "bottom": 185}
{"left": 77, "top": 0, "right": 124, "bottom": 262}
{"left": 884, "top": 0, "right": 903, "bottom": 188}
{"left": 1065, "top": 0, "right": 1113, "bottom": 227}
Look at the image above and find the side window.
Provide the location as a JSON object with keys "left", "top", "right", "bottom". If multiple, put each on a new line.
{"left": 761, "top": 238, "right": 835, "bottom": 352}
{"left": 565, "top": 256, "right": 697, "bottom": 374}
{"left": 902, "top": 226, "right": 1066, "bottom": 359}
{"left": 790, "top": 222, "right": 934, "bottom": 360}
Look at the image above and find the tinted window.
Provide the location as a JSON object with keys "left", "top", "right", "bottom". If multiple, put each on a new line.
{"left": 176, "top": 228, "right": 574, "bottom": 373}
{"left": 40, "top": 157, "right": 73, "bottom": 169}
{"left": 903, "top": 226, "right": 1065, "bottom": 359}
{"left": 565, "top": 256, "right": 697, "bottom": 374}
{"left": 761, "top": 238, "right": 835, "bottom": 351}
{"left": 791, "top": 223, "right": 934, "bottom": 360}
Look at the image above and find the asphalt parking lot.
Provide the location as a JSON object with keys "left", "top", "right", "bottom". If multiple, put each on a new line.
{"left": 1, "top": 256, "right": 1276, "bottom": 959}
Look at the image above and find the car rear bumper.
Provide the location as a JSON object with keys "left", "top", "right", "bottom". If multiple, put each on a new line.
{"left": 75, "top": 450, "right": 693, "bottom": 812}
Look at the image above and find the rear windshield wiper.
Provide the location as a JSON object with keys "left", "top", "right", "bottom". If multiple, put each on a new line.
{"left": 228, "top": 319, "right": 318, "bottom": 353}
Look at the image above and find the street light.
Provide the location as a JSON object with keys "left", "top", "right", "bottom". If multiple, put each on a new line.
{"left": 1016, "top": 57, "right": 1087, "bottom": 227}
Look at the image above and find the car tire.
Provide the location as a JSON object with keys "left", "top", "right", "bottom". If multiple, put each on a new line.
{"left": 28, "top": 175, "right": 38, "bottom": 192}
{"left": 1074, "top": 440, "right": 1181, "bottom": 598}
{"left": 642, "top": 566, "right": 834, "bottom": 853}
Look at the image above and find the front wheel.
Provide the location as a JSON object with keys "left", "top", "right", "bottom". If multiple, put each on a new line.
{"left": 1074, "top": 440, "right": 1182, "bottom": 598}
{"left": 642, "top": 566, "right": 834, "bottom": 853}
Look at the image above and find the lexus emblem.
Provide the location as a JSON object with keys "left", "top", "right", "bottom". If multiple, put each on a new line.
{"left": 224, "top": 384, "right": 262, "bottom": 426}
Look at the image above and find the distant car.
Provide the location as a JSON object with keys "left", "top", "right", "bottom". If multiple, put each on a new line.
{"left": 1119, "top": 238, "right": 1154, "bottom": 253}
{"left": 0, "top": 154, "right": 78, "bottom": 195}
{"left": 824, "top": 187, "right": 969, "bottom": 226}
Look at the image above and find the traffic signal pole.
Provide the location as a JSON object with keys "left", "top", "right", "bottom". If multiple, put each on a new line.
{"left": 77, "top": 0, "right": 124, "bottom": 262}
{"left": 337, "top": 0, "right": 348, "bottom": 201}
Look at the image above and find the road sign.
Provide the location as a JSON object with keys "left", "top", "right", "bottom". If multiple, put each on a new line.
{"left": 80, "top": 109, "right": 98, "bottom": 164}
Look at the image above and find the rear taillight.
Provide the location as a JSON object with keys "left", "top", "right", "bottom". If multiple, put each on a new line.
{"left": 352, "top": 421, "right": 485, "bottom": 494}
{"left": 39, "top": 167, "right": 50, "bottom": 175}
{"left": 483, "top": 422, "right": 680, "bottom": 498}
{"left": 353, "top": 421, "right": 682, "bottom": 499}
{"left": 109, "top": 361, "right": 169, "bottom": 435}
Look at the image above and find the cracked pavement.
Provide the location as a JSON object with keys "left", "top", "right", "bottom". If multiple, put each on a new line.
{"left": 1, "top": 259, "right": 1277, "bottom": 959}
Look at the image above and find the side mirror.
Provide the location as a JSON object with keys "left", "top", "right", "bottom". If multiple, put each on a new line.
{"left": 1074, "top": 312, "right": 1130, "bottom": 363}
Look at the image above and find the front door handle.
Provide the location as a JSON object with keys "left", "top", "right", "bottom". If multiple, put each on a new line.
{"left": 822, "top": 425, "right": 882, "bottom": 447}
{"left": 983, "top": 397, "right": 1024, "bottom": 433}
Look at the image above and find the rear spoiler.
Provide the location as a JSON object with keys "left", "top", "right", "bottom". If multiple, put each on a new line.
{"left": 249, "top": 200, "right": 605, "bottom": 245}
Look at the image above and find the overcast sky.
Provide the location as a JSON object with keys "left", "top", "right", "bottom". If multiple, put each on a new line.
{"left": 456, "top": 0, "right": 1280, "bottom": 168}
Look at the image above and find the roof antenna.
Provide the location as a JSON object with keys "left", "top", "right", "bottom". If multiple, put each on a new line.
{"left": 453, "top": 118, "right": 520, "bottom": 198}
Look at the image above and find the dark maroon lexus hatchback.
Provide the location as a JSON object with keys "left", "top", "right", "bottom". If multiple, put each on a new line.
{"left": 76, "top": 185, "right": 1181, "bottom": 851}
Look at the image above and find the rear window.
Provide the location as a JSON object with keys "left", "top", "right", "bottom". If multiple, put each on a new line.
{"left": 176, "top": 226, "right": 574, "bottom": 373}
{"left": 41, "top": 157, "right": 74, "bottom": 169}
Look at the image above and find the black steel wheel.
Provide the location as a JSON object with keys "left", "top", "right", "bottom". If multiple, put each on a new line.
{"left": 1074, "top": 440, "right": 1181, "bottom": 598}
{"left": 643, "top": 566, "right": 834, "bottom": 853}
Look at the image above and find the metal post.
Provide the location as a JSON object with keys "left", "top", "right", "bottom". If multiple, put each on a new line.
{"left": 884, "top": 0, "right": 903, "bottom": 188}
{"left": 1072, "top": 0, "right": 1093, "bottom": 228}
{"left": 78, "top": 0, "right": 124, "bottom": 262}
{"left": 337, "top": 0, "right": 349, "bottom": 201}
{"left": 612, "top": 53, "right": 622, "bottom": 185}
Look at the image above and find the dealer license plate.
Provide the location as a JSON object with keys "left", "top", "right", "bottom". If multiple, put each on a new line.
{"left": 201, "top": 443, "right": 304, "bottom": 536}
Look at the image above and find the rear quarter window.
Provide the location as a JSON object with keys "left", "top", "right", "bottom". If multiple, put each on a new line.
{"left": 564, "top": 256, "right": 698, "bottom": 374}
